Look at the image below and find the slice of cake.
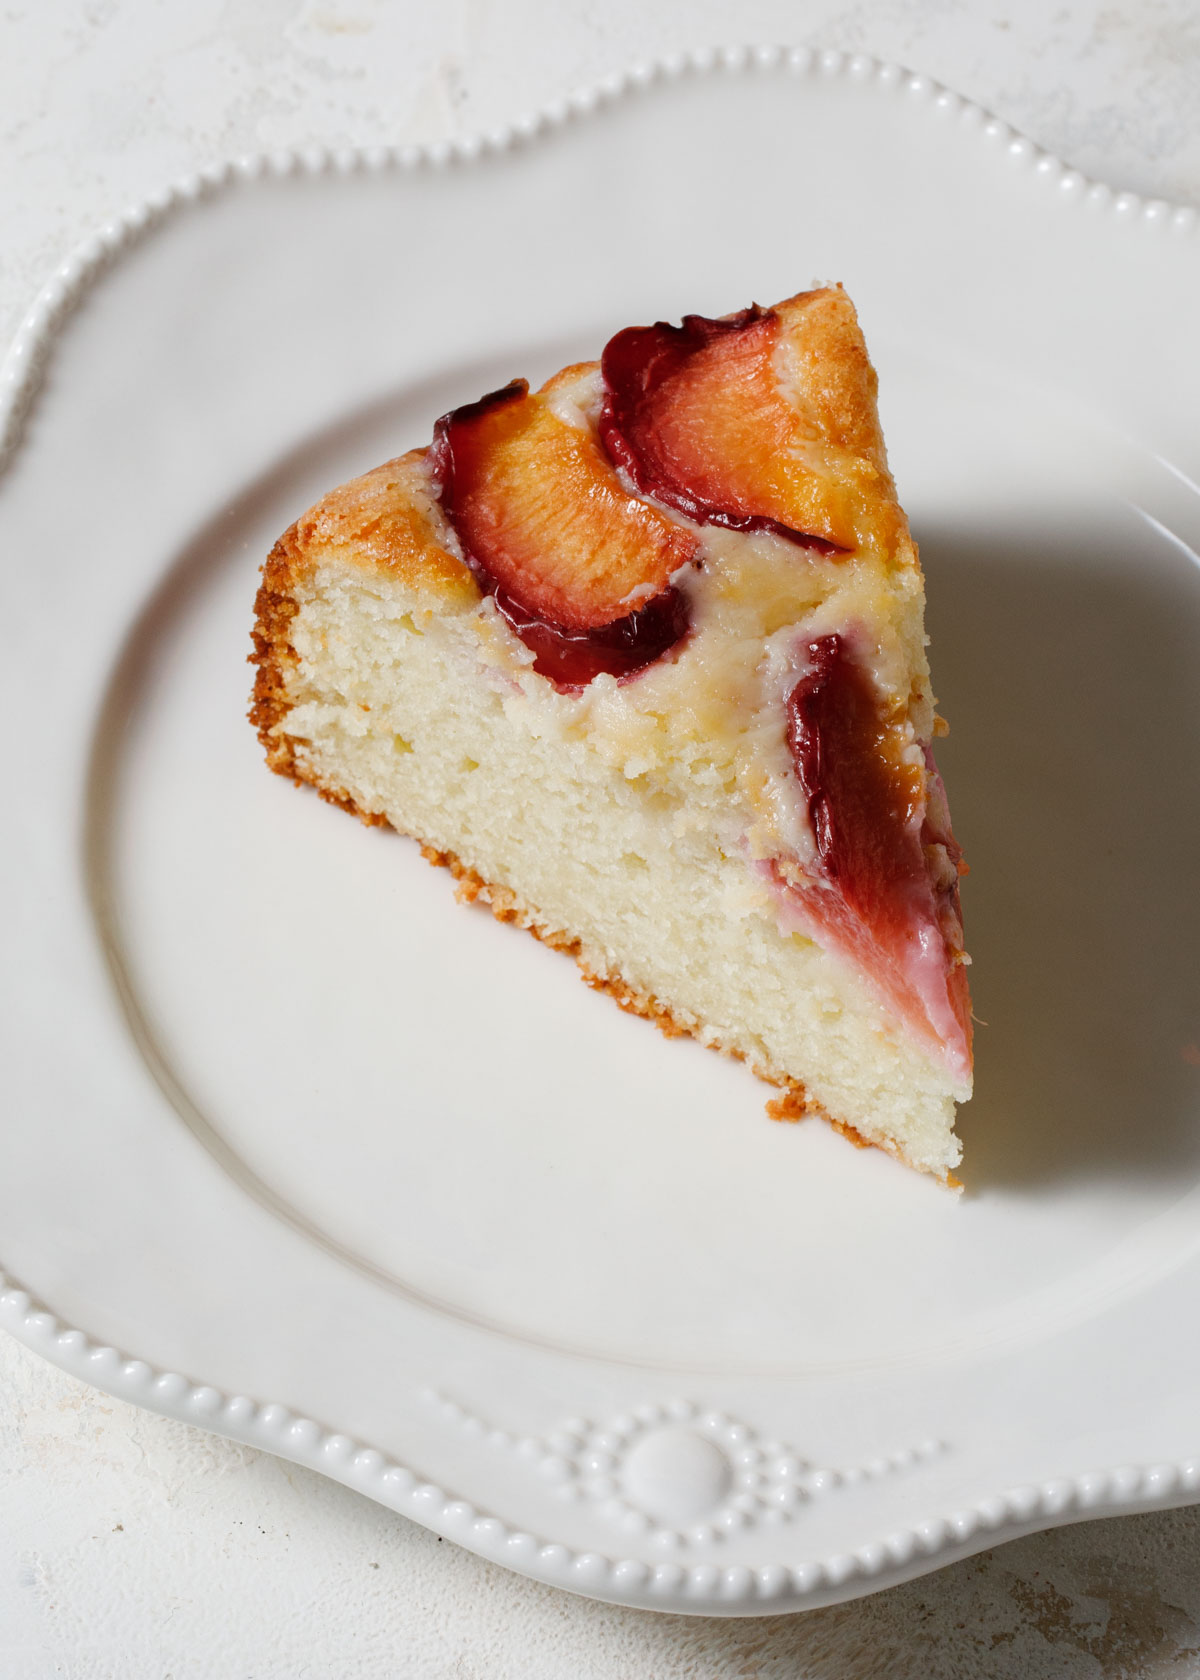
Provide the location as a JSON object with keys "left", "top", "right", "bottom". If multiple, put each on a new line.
{"left": 250, "top": 286, "right": 972, "bottom": 1179}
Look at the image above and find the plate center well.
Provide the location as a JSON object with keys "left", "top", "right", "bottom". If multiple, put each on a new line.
{"left": 92, "top": 360, "right": 1200, "bottom": 1375}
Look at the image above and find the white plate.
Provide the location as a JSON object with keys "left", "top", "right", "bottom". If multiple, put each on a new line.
{"left": 2, "top": 48, "right": 1199, "bottom": 1617}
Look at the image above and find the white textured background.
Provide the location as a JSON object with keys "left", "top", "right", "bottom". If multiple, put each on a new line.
{"left": 3, "top": 3, "right": 1200, "bottom": 1675}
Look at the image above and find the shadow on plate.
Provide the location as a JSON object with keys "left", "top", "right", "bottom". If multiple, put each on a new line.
{"left": 922, "top": 519, "right": 1200, "bottom": 1194}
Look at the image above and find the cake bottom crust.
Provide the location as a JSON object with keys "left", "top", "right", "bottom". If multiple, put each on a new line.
{"left": 265, "top": 741, "right": 933, "bottom": 1172}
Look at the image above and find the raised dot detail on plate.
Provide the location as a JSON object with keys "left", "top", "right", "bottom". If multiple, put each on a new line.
{"left": 1041, "top": 1479, "right": 1076, "bottom": 1513}
{"left": 884, "top": 1531, "right": 915, "bottom": 1565}
{"left": 755, "top": 1564, "right": 789, "bottom": 1598}
{"left": 791, "top": 1561, "right": 823, "bottom": 1593}
{"left": 719, "top": 1565, "right": 752, "bottom": 1600}
{"left": 1144, "top": 1465, "right": 1178, "bottom": 1499}
{"left": 1110, "top": 1466, "right": 1144, "bottom": 1499}
{"left": 572, "top": 1552, "right": 608, "bottom": 1584}
{"left": 622, "top": 1427, "right": 732, "bottom": 1525}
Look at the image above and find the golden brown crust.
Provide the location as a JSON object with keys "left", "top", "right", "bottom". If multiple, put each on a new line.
{"left": 537, "top": 360, "right": 601, "bottom": 396}
{"left": 292, "top": 448, "right": 479, "bottom": 598}
{"left": 775, "top": 286, "right": 889, "bottom": 468}
{"left": 248, "top": 535, "right": 306, "bottom": 782}
{"left": 249, "top": 539, "right": 390, "bottom": 819}
{"left": 248, "top": 450, "right": 478, "bottom": 799}
{"left": 773, "top": 285, "right": 914, "bottom": 564}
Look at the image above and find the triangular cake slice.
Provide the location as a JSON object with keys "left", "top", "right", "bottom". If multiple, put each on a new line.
{"left": 251, "top": 287, "right": 972, "bottom": 1179}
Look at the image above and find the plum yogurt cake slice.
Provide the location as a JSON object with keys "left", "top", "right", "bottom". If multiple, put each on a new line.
{"left": 250, "top": 286, "right": 973, "bottom": 1180}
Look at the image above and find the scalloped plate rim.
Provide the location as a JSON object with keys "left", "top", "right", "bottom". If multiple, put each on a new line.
{"left": 1, "top": 45, "right": 1199, "bottom": 1617}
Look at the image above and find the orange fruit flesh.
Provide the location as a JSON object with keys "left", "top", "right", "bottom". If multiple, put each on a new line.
{"left": 600, "top": 308, "right": 855, "bottom": 552}
{"left": 433, "top": 381, "right": 697, "bottom": 631}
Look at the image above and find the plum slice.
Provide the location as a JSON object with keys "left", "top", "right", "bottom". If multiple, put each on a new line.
{"left": 491, "top": 584, "right": 691, "bottom": 692}
{"left": 783, "top": 635, "right": 972, "bottom": 1076}
{"left": 430, "top": 380, "right": 698, "bottom": 632}
{"left": 600, "top": 307, "right": 848, "bottom": 555}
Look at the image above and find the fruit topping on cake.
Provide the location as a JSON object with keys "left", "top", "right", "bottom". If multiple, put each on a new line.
{"left": 251, "top": 285, "right": 973, "bottom": 1180}
{"left": 428, "top": 371, "right": 698, "bottom": 689}
{"left": 781, "top": 633, "right": 971, "bottom": 1081}
{"left": 431, "top": 375, "right": 698, "bottom": 626}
